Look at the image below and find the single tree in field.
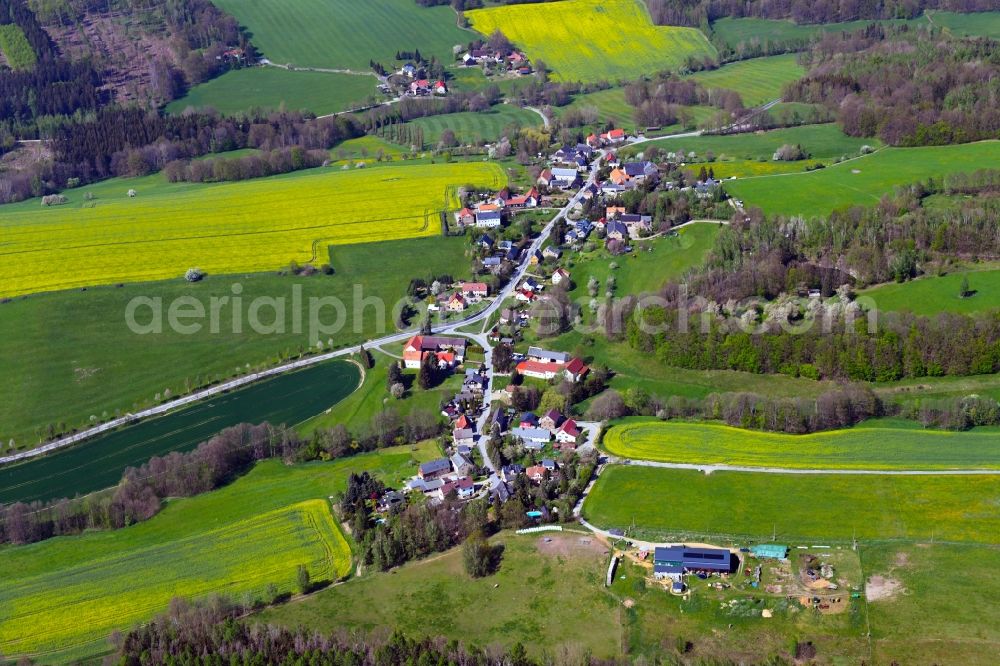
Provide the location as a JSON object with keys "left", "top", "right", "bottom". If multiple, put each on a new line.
{"left": 296, "top": 564, "right": 310, "bottom": 594}
{"left": 960, "top": 275, "right": 970, "bottom": 298}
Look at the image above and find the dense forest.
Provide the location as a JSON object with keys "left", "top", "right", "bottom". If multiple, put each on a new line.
{"left": 788, "top": 28, "right": 1000, "bottom": 145}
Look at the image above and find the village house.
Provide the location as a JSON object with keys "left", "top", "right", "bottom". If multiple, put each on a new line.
{"left": 475, "top": 209, "right": 502, "bottom": 228}
{"left": 518, "top": 412, "right": 539, "bottom": 428}
{"left": 539, "top": 409, "right": 563, "bottom": 432}
{"left": 403, "top": 335, "right": 467, "bottom": 369}
{"left": 483, "top": 256, "right": 502, "bottom": 273}
{"left": 552, "top": 267, "right": 570, "bottom": 285}
{"left": 477, "top": 233, "right": 494, "bottom": 250}
{"left": 456, "top": 207, "right": 475, "bottom": 227}
{"left": 438, "top": 476, "right": 475, "bottom": 500}
{"left": 652, "top": 546, "right": 736, "bottom": 580}
{"left": 418, "top": 457, "right": 452, "bottom": 481}
{"left": 537, "top": 168, "right": 554, "bottom": 188}
{"left": 461, "top": 282, "right": 489, "bottom": 299}
{"left": 515, "top": 289, "right": 536, "bottom": 303}
{"left": 606, "top": 219, "right": 628, "bottom": 241}
{"left": 516, "top": 359, "right": 564, "bottom": 380}
{"left": 564, "top": 357, "right": 590, "bottom": 383}
{"left": 550, "top": 168, "right": 580, "bottom": 189}
{"left": 378, "top": 490, "right": 406, "bottom": 513}
{"left": 450, "top": 451, "right": 474, "bottom": 475}
{"left": 406, "top": 477, "right": 444, "bottom": 494}
{"left": 488, "top": 473, "right": 511, "bottom": 502}
{"left": 609, "top": 168, "right": 631, "bottom": 187}
{"left": 542, "top": 246, "right": 562, "bottom": 261}
{"left": 526, "top": 464, "right": 548, "bottom": 483}
{"left": 541, "top": 458, "right": 557, "bottom": 472}
{"left": 599, "top": 128, "right": 626, "bottom": 144}
{"left": 448, "top": 293, "right": 467, "bottom": 312}
{"left": 528, "top": 347, "right": 571, "bottom": 364}
{"left": 555, "top": 419, "right": 581, "bottom": 447}
{"left": 454, "top": 413, "right": 472, "bottom": 430}
{"left": 453, "top": 428, "right": 475, "bottom": 448}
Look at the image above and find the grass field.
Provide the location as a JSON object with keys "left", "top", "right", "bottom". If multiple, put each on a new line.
{"left": 710, "top": 16, "right": 931, "bottom": 48}
{"left": 0, "top": 236, "right": 471, "bottom": 450}
{"left": 298, "top": 351, "right": 462, "bottom": 434}
{"left": 927, "top": 10, "right": 1000, "bottom": 38}
{"left": 166, "top": 67, "right": 379, "bottom": 116}
{"left": 0, "top": 24, "right": 36, "bottom": 70}
{"left": 627, "top": 123, "right": 874, "bottom": 162}
{"left": 0, "top": 162, "right": 503, "bottom": 296}
{"left": 688, "top": 54, "right": 805, "bottom": 106}
{"left": 565, "top": 221, "right": 720, "bottom": 322}
{"left": 861, "top": 266, "right": 1000, "bottom": 315}
{"left": 259, "top": 530, "right": 624, "bottom": 658}
{"left": 600, "top": 418, "right": 1000, "bottom": 470}
{"left": 862, "top": 542, "right": 1000, "bottom": 664}
{"left": 725, "top": 140, "right": 999, "bottom": 217}
{"left": 466, "top": 0, "right": 717, "bottom": 83}
{"left": 583, "top": 465, "right": 1000, "bottom": 543}
{"left": 0, "top": 361, "right": 361, "bottom": 504}
{"left": 388, "top": 105, "right": 541, "bottom": 147}
{"left": 554, "top": 87, "right": 716, "bottom": 134}
{"left": 209, "top": 0, "right": 468, "bottom": 70}
{"left": 0, "top": 444, "right": 440, "bottom": 662}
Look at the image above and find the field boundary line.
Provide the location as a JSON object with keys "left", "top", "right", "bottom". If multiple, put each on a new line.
{"left": 603, "top": 457, "right": 1000, "bottom": 475}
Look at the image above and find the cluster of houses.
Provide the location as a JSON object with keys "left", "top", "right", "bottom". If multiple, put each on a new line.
{"left": 405, "top": 455, "right": 476, "bottom": 501}
{"left": 397, "top": 63, "right": 448, "bottom": 97}
{"left": 508, "top": 407, "right": 582, "bottom": 450}
{"left": 460, "top": 47, "right": 532, "bottom": 76}
{"left": 456, "top": 186, "right": 541, "bottom": 229}
{"left": 403, "top": 334, "right": 468, "bottom": 370}
{"left": 428, "top": 281, "right": 492, "bottom": 314}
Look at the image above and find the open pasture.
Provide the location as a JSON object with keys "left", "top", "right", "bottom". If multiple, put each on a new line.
{"left": 0, "top": 444, "right": 436, "bottom": 662}
{"left": 927, "top": 10, "right": 1000, "bottom": 38}
{"left": 0, "top": 162, "right": 504, "bottom": 296}
{"left": 627, "top": 123, "right": 873, "bottom": 162}
{"left": 166, "top": 67, "right": 378, "bottom": 116}
{"left": 390, "top": 105, "right": 541, "bottom": 147}
{"left": 0, "top": 237, "right": 470, "bottom": 451}
{"left": 583, "top": 465, "right": 1000, "bottom": 543}
{"left": 688, "top": 54, "right": 805, "bottom": 106}
{"left": 710, "top": 16, "right": 931, "bottom": 49}
{"left": 601, "top": 418, "right": 1000, "bottom": 470}
{"left": 466, "top": 0, "right": 717, "bottom": 83}
{"left": 725, "top": 140, "right": 999, "bottom": 218}
{"left": 861, "top": 266, "right": 1000, "bottom": 316}
{"left": 209, "top": 0, "right": 468, "bottom": 70}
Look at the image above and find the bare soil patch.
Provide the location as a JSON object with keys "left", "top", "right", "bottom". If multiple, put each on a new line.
{"left": 536, "top": 533, "right": 608, "bottom": 558}
{"left": 866, "top": 574, "right": 905, "bottom": 601}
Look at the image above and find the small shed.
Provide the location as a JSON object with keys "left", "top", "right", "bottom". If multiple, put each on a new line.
{"left": 751, "top": 544, "right": 789, "bottom": 560}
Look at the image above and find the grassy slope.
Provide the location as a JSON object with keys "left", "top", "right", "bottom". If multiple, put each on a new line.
{"left": 391, "top": 105, "right": 541, "bottom": 146}
{"left": 466, "top": 0, "right": 716, "bottom": 83}
{"left": 210, "top": 0, "right": 468, "bottom": 70}
{"left": 725, "top": 140, "right": 999, "bottom": 218}
{"left": 928, "top": 10, "right": 1000, "bottom": 38}
{"left": 0, "top": 236, "right": 471, "bottom": 449}
{"left": 583, "top": 465, "right": 1000, "bottom": 543}
{"left": 601, "top": 417, "right": 1000, "bottom": 470}
{"left": 0, "top": 443, "right": 439, "bottom": 662}
{"left": 298, "top": 351, "right": 463, "bottom": 433}
{"left": 688, "top": 54, "right": 805, "bottom": 106}
{"left": 626, "top": 123, "right": 875, "bottom": 161}
{"left": 710, "top": 15, "right": 931, "bottom": 48}
{"left": 259, "top": 531, "right": 623, "bottom": 658}
{"left": 166, "top": 67, "right": 378, "bottom": 116}
{"left": 861, "top": 266, "right": 1000, "bottom": 315}
{"left": 0, "top": 161, "right": 503, "bottom": 296}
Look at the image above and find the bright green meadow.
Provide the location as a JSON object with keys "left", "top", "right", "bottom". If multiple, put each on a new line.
{"left": 688, "top": 54, "right": 805, "bottom": 106}
{"left": 861, "top": 267, "right": 1000, "bottom": 315}
{"left": 166, "top": 67, "right": 379, "bottom": 116}
{"left": 583, "top": 465, "right": 1000, "bottom": 543}
{"left": 209, "top": 0, "right": 469, "bottom": 70}
{"left": 725, "top": 141, "right": 1000, "bottom": 217}
{"left": 388, "top": 105, "right": 542, "bottom": 147}
{"left": 601, "top": 418, "right": 1000, "bottom": 470}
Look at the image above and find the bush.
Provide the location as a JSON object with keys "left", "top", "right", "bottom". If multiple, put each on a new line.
{"left": 41, "top": 194, "right": 68, "bottom": 206}
{"left": 184, "top": 267, "right": 205, "bottom": 282}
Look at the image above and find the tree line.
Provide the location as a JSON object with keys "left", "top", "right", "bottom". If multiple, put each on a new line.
{"left": 0, "top": 404, "right": 444, "bottom": 546}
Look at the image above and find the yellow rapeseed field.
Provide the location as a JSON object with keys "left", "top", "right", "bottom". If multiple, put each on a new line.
{"left": 466, "top": 0, "right": 717, "bottom": 82}
{"left": 0, "top": 162, "right": 505, "bottom": 297}
{"left": 0, "top": 500, "right": 350, "bottom": 657}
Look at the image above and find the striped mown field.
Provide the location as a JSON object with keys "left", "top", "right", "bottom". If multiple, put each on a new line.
{"left": 387, "top": 105, "right": 542, "bottom": 147}
{"left": 687, "top": 54, "right": 805, "bottom": 106}
{"left": 584, "top": 465, "right": 1000, "bottom": 543}
{"left": 167, "top": 67, "right": 379, "bottom": 116}
{"left": 467, "top": 0, "right": 717, "bottom": 82}
{"left": 601, "top": 418, "right": 1000, "bottom": 470}
{"left": 0, "top": 162, "right": 504, "bottom": 296}
{"left": 210, "top": 0, "right": 469, "bottom": 70}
